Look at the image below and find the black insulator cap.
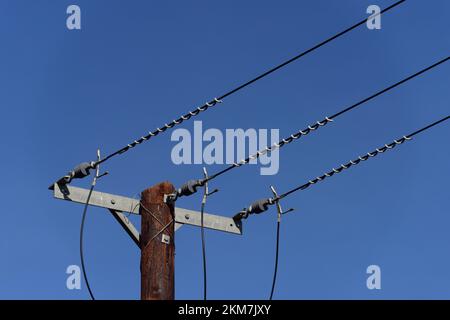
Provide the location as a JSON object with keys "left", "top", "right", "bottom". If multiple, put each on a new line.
{"left": 73, "top": 162, "right": 94, "bottom": 179}
{"left": 178, "top": 179, "right": 203, "bottom": 197}
{"left": 248, "top": 198, "right": 271, "bottom": 214}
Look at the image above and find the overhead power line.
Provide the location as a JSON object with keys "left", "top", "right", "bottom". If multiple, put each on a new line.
{"left": 51, "top": 0, "right": 406, "bottom": 188}
{"left": 233, "top": 116, "right": 450, "bottom": 221}
{"left": 174, "top": 56, "right": 449, "bottom": 199}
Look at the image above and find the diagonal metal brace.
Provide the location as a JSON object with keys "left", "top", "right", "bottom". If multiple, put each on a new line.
{"left": 109, "top": 209, "right": 140, "bottom": 247}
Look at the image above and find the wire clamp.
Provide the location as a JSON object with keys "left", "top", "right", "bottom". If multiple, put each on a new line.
{"left": 201, "top": 167, "right": 219, "bottom": 204}
{"left": 92, "top": 149, "right": 109, "bottom": 186}
{"left": 270, "top": 186, "right": 294, "bottom": 221}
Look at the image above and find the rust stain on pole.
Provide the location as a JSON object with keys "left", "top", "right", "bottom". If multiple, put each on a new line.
{"left": 140, "top": 181, "right": 175, "bottom": 300}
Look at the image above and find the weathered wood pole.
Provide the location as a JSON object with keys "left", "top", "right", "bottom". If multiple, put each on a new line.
{"left": 140, "top": 181, "right": 175, "bottom": 300}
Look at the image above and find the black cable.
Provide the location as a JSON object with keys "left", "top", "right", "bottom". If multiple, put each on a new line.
{"left": 218, "top": 0, "right": 405, "bottom": 100}
{"left": 200, "top": 56, "right": 450, "bottom": 185}
{"left": 200, "top": 199, "right": 207, "bottom": 300}
{"left": 199, "top": 170, "right": 218, "bottom": 300}
{"left": 277, "top": 116, "right": 450, "bottom": 201}
{"left": 97, "top": 0, "right": 404, "bottom": 167}
{"left": 80, "top": 184, "right": 96, "bottom": 300}
{"left": 269, "top": 217, "right": 281, "bottom": 300}
{"left": 79, "top": 151, "right": 107, "bottom": 300}
{"left": 328, "top": 57, "right": 449, "bottom": 120}
{"left": 234, "top": 116, "right": 450, "bottom": 221}
{"left": 52, "top": 0, "right": 405, "bottom": 187}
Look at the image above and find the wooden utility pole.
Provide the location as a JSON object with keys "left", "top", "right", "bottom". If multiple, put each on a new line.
{"left": 140, "top": 181, "right": 175, "bottom": 300}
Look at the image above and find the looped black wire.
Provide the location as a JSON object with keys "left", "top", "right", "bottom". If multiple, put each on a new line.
{"left": 199, "top": 167, "right": 219, "bottom": 300}
{"left": 79, "top": 150, "right": 108, "bottom": 300}
{"left": 80, "top": 185, "right": 96, "bottom": 300}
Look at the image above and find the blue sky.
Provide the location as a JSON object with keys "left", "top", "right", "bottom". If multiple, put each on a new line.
{"left": 0, "top": 0, "right": 449, "bottom": 299}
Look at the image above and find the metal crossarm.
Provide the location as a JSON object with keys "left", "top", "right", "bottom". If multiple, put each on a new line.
{"left": 52, "top": 184, "right": 242, "bottom": 239}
